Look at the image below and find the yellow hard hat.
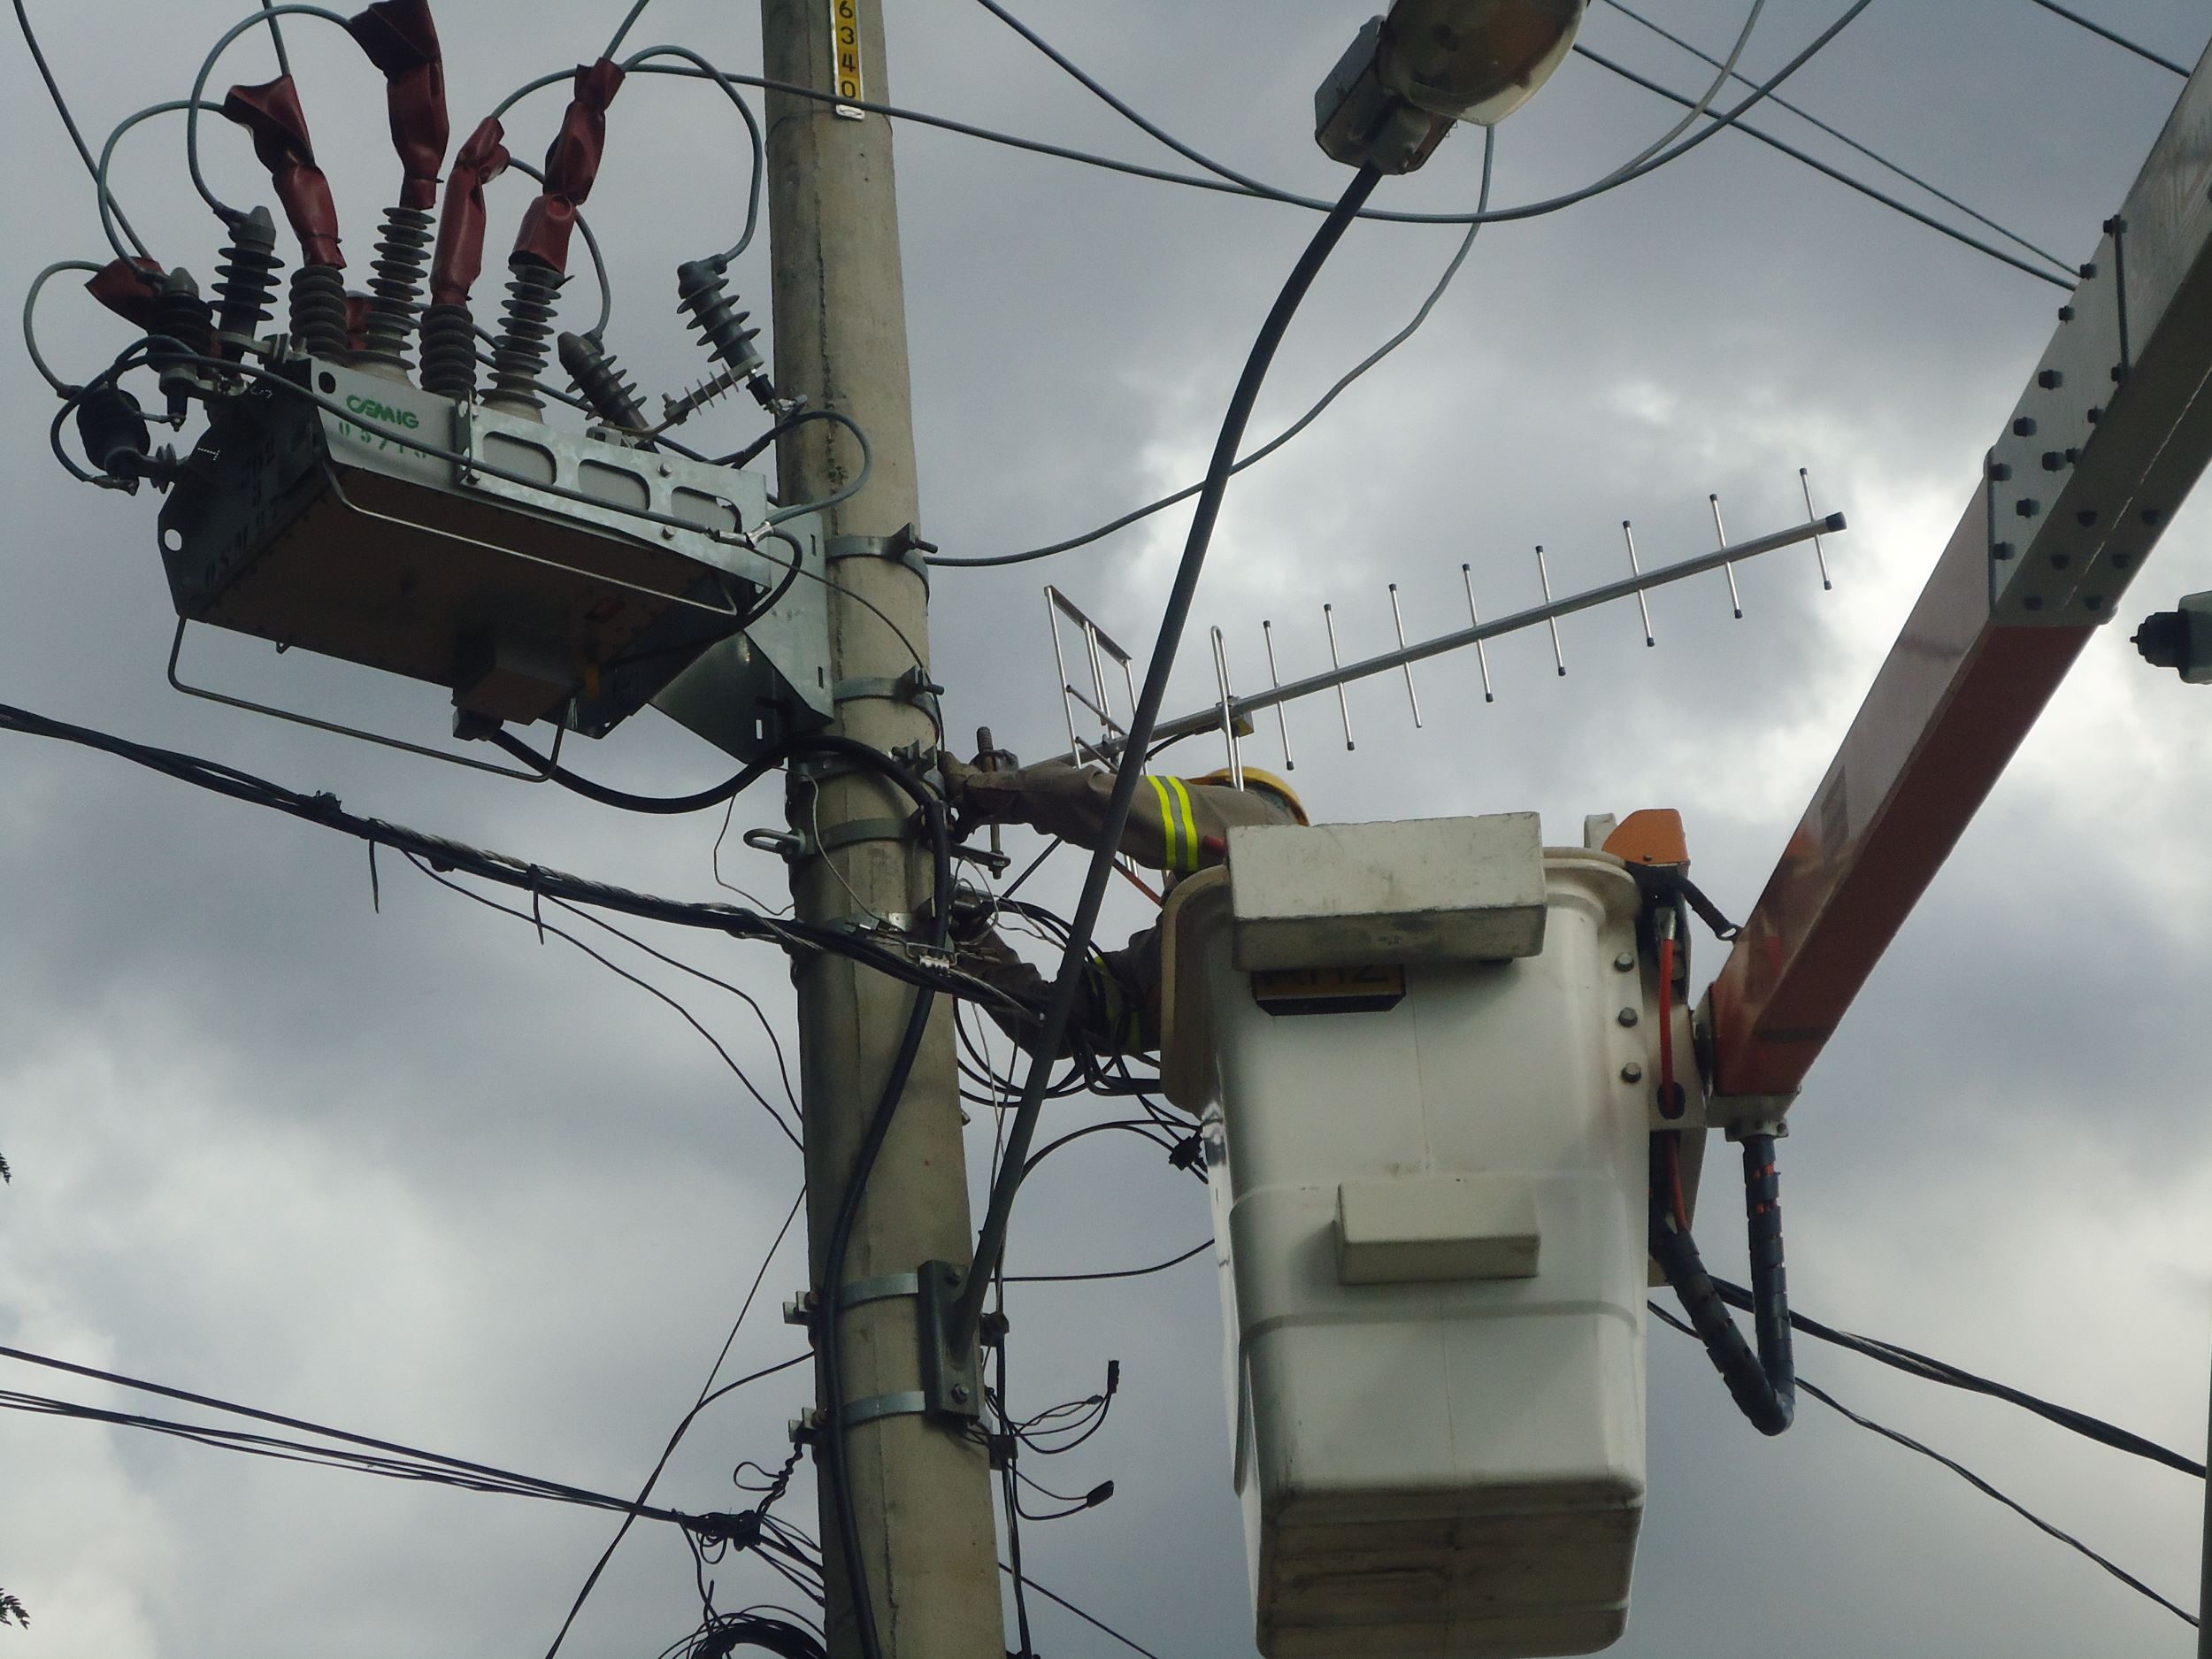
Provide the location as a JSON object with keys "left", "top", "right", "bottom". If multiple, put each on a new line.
{"left": 1189, "top": 766, "right": 1308, "bottom": 826}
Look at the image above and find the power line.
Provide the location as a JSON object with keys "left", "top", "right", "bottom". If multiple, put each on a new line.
{"left": 2024, "top": 0, "right": 2193, "bottom": 77}
{"left": 1002, "top": 1565, "right": 1171, "bottom": 1659}
{"left": 257, "top": 0, "right": 291, "bottom": 75}
{"left": 961, "top": 0, "right": 1879, "bottom": 227}
{"left": 1578, "top": 46, "right": 2074, "bottom": 289}
{"left": 0, "top": 700, "right": 1033, "bottom": 1022}
{"left": 404, "top": 855, "right": 803, "bottom": 1149}
{"left": 621, "top": 1, "right": 1870, "bottom": 232}
{"left": 927, "top": 127, "right": 1497, "bottom": 569}
{"left": 1704, "top": 1275, "right": 2201, "bottom": 1478}
{"left": 0, "top": 1340, "right": 805, "bottom": 1531}
{"left": 1650, "top": 1306, "right": 2196, "bottom": 1628}
{"left": 1597, "top": 0, "right": 2077, "bottom": 273}
{"left": 12, "top": 0, "right": 150, "bottom": 257}
{"left": 543, "top": 1187, "right": 808, "bottom": 1659}
{"left": 551, "top": 897, "right": 799, "bottom": 1115}
{"left": 957, "top": 162, "right": 1385, "bottom": 1358}
{"left": 1003, "top": 1240, "right": 1209, "bottom": 1285}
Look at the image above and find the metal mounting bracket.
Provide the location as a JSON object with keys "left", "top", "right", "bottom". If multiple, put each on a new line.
{"left": 916, "top": 1260, "right": 983, "bottom": 1424}
{"left": 833, "top": 666, "right": 944, "bottom": 724}
{"left": 746, "top": 815, "right": 916, "bottom": 864}
{"left": 826, "top": 524, "right": 935, "bottom": 585}
{"left": 811, "top": 1262, "right": 982, "bottom": 1430}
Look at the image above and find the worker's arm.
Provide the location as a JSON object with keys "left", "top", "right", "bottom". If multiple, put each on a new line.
{"left": 949, "top": 758, "right": 1287, "bottom": 872}
{"left": 958, "top": 922, "right": 1159, "bottom": 1060}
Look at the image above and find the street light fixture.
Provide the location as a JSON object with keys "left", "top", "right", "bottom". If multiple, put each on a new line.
{"left": 1317, "top": 0, "right": 1587, "bottom": 173}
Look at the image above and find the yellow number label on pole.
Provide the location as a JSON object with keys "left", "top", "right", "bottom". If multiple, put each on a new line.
{"left": 830, "top": 0, "right": 864, "bottom": 113}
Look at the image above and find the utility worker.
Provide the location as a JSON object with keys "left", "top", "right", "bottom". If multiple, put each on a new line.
{"left": 939, "top": 755, "right": 1308, "bottom": 1060}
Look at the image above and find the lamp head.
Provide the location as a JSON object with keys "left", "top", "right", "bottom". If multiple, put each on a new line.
{"left": 1317, "top": 0, "right": 1586, "bottom": 173}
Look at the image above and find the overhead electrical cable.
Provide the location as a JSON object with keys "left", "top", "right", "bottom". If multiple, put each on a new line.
{"left": 1650, "top": 1307, "right": 2194, "bottom": 1625}
{"left": 403, "top": 855, "right": 803, "bottom": 1148}
{"left": 956, "top": 163, "right": 1385, "bottom": 1353}
{"left": 542, "top": 1188, "right": 808, "bottom": 1659}
{"left": 1704, "top": 1276, "right": 2203, "bottom": 1478}
{"left": 1598, "top": 0, "right": 2075, "bottom": 273}
{"left": 550, "top": 897, "right": 799, "bottom": 1114}
{"left": 12, "top": 0, "right": 151, "bottom": 256}
{"left": 257, "top": 0, "right": 292, "bottom": 74}
{"left": 1794, "top": 1374, "right": 2197, "bottom": 1627}
{"left": 0, "top": 700, "right": 1032, "bottom": 1021}
{"left": 1003, "top": 1240, "right": 1210, "bottom": 1285}
{"left": 0, "top": 1340, "right": 805, "bottom": 1530}
{"left": 928, "top": 127, "right": 1496, "bottom": 570}
{"left": 1578, "top": 47, "right": 2075, "bottom": 288}
{"left": 961, "top": 0, "right": 1878, "bottom": 227}
{"left": 603, "top": 0, "right": 656, "bottom": 59}
{"left": 2024, "top": 0, "right": 2193, "bottom": 77}
{"left": 633, "top": 0, "right": 1871, "bottom": 230}
{"left": 1000, "top": 1566, "right": 1171, "bottom": 1659}
{"left": 0, "top": 1386, "right": 718, "bottom": 1513}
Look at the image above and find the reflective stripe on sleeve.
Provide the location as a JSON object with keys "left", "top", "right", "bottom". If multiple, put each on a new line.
{"left": 1148, "top": 775, "right": 1181, "bottom": 871}
{"left": 1164, "top": 776, "right": 1202, "bottom": 872}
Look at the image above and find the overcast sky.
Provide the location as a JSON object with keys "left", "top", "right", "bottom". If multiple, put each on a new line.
{"left": 4, "top": 1, "right": 2212, "bottom": 1656}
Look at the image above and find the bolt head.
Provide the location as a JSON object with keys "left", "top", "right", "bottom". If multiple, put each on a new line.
{"left": 1620, "top": 1062, "right": 1644, "bottom": 1084}
{"left": 1617, "top": 1007, "right": 1640, "bottom": 1028}
{"left": 1613, "top": 952, "right": 1636, "bottom": 972}
{"left": 950, "top": 1384, "right": 972, "bottom": 1403}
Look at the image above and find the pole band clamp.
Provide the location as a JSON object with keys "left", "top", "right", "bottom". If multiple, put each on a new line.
{"left": 826, "top": 524, "right": 935, "bottom": 585}
{"left": 840, "top": 1390, "right": 929, "bottom": 1430}
{"left": 837, "top": 1271, "right": 921, "bottom": 1310}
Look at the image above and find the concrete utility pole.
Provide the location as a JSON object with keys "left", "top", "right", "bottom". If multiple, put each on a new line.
{"left": 758, "top": 4, "right": 1004, "bottom": 1656}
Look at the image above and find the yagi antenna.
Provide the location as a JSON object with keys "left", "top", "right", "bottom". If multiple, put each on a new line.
{"left": 1044, "top": 585, "right": 1138, "bottom": 765}
{"left": 1048, "top": 478, "right": 1847, "bottom": 769}
{"left": 1709, "top": 493, "right": 1745, "bottom": 620}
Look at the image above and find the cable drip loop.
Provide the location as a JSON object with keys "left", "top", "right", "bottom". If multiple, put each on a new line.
{"left": 1649, "top": 1131, "right": 1794, "bottom": 1435}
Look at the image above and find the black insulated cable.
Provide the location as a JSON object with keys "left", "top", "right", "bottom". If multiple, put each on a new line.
{"left": 1648, "top": 1131, "right": 1795, "bottom": 1435}
{"left": 1648, "top": 1306, "right": 2200, "bottom": 1627}
{"left": 1702, "top": 1276, "right": 2203, "bottom": 1478}
{"left": 2024, "top": 0, "right": 2193, "bottom": 78}
{"left": 1577, "top": 46, "right": 2076, "bottom": 291}
{"left": 953, "top": 164, "right": 1384, "bottom": 1349}
{"left": 12, "top": 0, "right": 151, "bottom": 257}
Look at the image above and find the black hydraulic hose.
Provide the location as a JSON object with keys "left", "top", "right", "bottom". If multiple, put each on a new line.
{"left": 949, "top": 163, "right": 1384, "bottom": 1349}
{"left": 1649, "top": 1132, "right": 1795, "bottom": 1436}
